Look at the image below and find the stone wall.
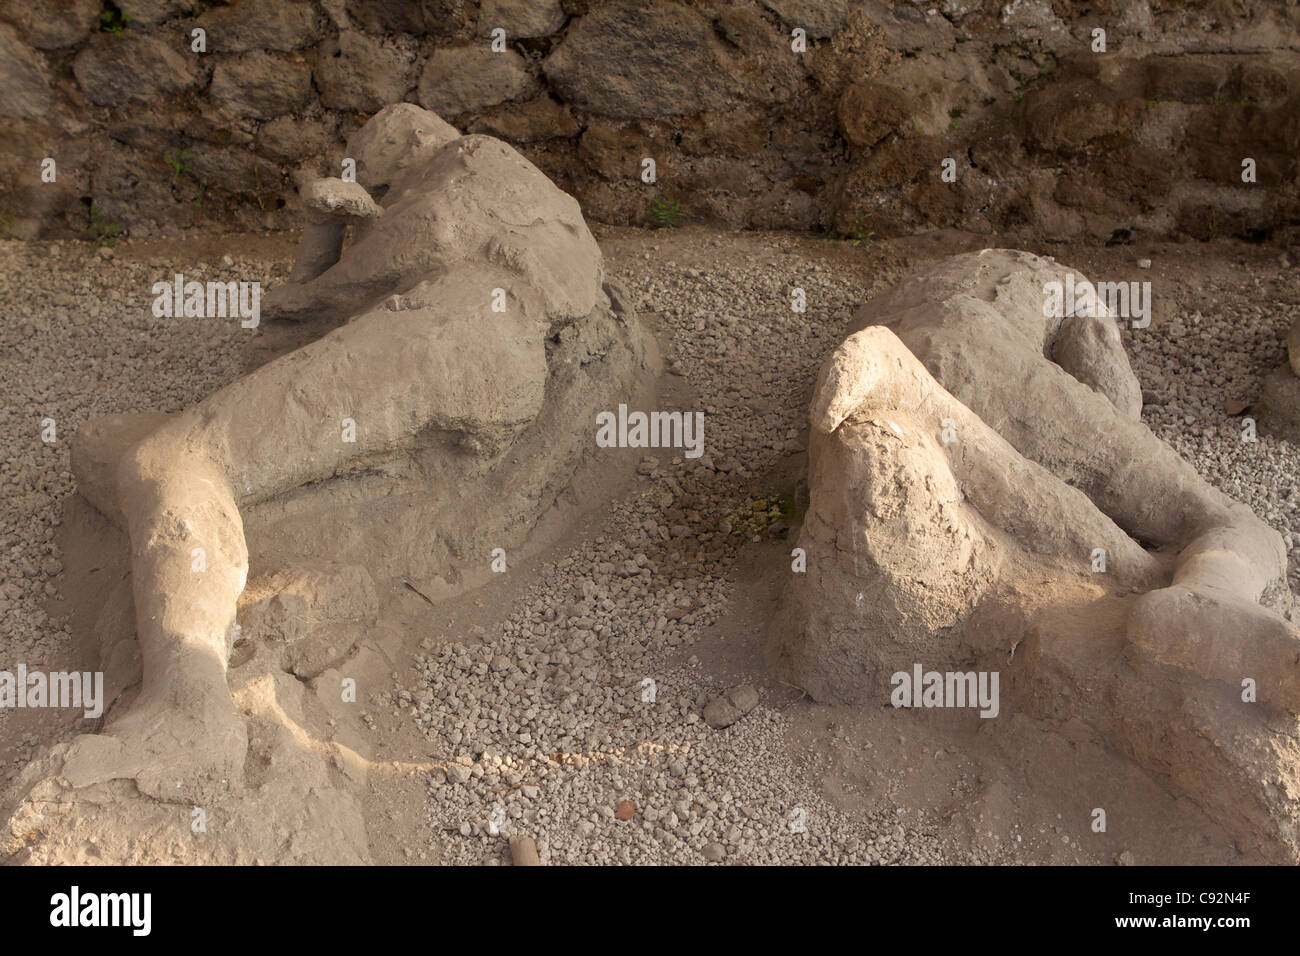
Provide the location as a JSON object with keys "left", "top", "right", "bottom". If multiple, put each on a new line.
{"left": 2, "top": 0, "right": 1298, "bottom": 242}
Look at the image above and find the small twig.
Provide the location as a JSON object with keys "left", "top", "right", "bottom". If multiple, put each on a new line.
{"left": 402, "top": 578, "right": 437, "bottom": 607}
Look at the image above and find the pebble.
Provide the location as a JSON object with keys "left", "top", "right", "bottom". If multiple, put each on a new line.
{"left": 703, "top": 684, "right": 760, "bottom": 729}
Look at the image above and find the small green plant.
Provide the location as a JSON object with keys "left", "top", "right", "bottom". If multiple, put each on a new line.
{"left": 88, "top": 203, "right": 124, "bottom": 248}
{"left": 164, "top": 148, "right": 193, "bottom": 179}
{"left": 1012, "top": 89, "right": 1023, "bottom": 102}
{"left": 99, "top": 8, "right": 131, "bottom": 34}
{"left": 164, "top": 147, "right": 208, "bottom": 223}
{"left": 851, "top": 211, "right": 875, "bottom": 247}
{"left": 720, "top": 494, "right": 791, "bottom": 540}
{"left": 650, "top": 197, "right": 686, "bottom": 229}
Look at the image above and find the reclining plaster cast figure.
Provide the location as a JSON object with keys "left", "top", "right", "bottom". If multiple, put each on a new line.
{"left": 770, "top": 250, "right": 1300, "bottom": 858}
{"left": 56, "top": 104, "right": 634, "bottom": 800}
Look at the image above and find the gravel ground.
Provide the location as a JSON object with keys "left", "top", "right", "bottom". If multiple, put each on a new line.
{"left": 1, "top": 230, "right": 1296, "bottom": 862}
